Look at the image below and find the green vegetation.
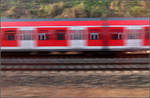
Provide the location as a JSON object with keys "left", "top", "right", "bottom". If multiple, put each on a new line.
{"left": 0, "top": 0, "right": 149, "bottom": 19}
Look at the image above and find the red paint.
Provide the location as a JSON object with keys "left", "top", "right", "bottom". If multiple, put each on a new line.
{"left": 144, "top": 40, "right": 149, "bottom": 46}
{"left": 87, "top": 27, "right": 102, "bottom": 46}
{"left": 109, "top": 40, "right": 124, "bottom": 46}
{"left": 87, "top": 40, "right": 103, "bottom": 46}
{"left": 108, "top": 27, "right": 124, "bottom": 46}
{"left": 2, "top": 20, "right": 148, "bottom": 27}
{"left": 1, "top": 28, "right": 18, "bottom": 47}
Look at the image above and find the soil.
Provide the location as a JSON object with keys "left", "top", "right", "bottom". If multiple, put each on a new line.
{"left": 1, "top": 71, "right": 149, "bottom": 98}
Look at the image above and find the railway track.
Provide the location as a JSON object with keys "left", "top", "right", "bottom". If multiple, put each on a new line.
{"left": 3, "top": 97, "right": 148, "bottom": 98}
{"left": 1, "top": 57, "right": 149, "bottom": 70}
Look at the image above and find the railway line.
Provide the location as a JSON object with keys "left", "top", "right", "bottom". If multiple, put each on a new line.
{"left": 4, "top": 97, "right": 148, "bottom": 98}
{"left": 1, "top": 57, "right": 149, "bottom": 70}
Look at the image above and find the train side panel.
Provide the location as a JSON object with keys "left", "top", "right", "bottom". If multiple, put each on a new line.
{"left": 144, "top": 27, "right": 150, "bottom": 46}
{"left": 36, "top": 28, "right": 68, "bottom": 47}
{"left": 1, "top": 18, "right": 149, "bottom": 52}
{"left": 87, "top": 27, "right": 125, "bottom": 47}
{"left": 1, "top": 28, "right": 19, "bottom": 47}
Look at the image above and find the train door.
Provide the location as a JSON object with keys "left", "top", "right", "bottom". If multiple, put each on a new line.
{"left": 101, "top": 27, "right": 110, "bottom": 47}
{"left": 54, "top": 29, "right": 68, "bottom": 46}
{"left": 70, "top": 30, "right": 85, "bottom": 48}
{"left": 126, "top": 26, "right": 143, "bottom": 48}
{"left": 69, "top": 27, "right": 85, "bottom": 48}
{"left": 19, "top": 28, "right": 35, "bottom": 49}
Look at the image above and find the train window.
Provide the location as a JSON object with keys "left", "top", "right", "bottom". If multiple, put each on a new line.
{"left": 4, "top": 30, "right": 16, "bottom": 40}
{"left": 54, "top": 30, "right": 65, "bottom": 40}
{"left": 39, "top": 33, "right": 49, "bottom": 40}
{"left": 57, "top": 32, "right": 65, "bottom": 40}
{"left": 90, "top": 32, "right": 99, "bottom": 40}
{"left": 20, "top": 31, "right": 32, "bottom": 40}
{"left": 71, "top": 31, "right": 82, "bottom": 40}
{"left": 112, "top": 32, "right": 122, "bottom": 40}
{"left": 6, "top": 33, "right": 15, "bottom": 40}
{"left": 128, "top": 32, "right": 140, "bottom": 39}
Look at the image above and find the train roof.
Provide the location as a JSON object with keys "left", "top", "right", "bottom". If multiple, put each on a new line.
{"left": 1, "top": 17, "right": 149, "bottom": 22}
{"left": 1, "top": 17, "right": 149, "bottom": 27}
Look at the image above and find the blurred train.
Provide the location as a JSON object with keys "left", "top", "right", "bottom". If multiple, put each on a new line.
{"left": 1, "top": 17, "right": 150, "bottom": 52}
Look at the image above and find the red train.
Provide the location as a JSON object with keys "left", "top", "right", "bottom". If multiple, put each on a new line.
{"left": 1, "top": 18, "right": 149, "bottom": 52}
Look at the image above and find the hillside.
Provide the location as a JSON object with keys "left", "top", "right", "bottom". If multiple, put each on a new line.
{"left": 0, "top": 0, "right": 149, "bottom": 19}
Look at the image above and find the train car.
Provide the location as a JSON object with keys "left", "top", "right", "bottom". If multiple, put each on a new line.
{"left": 1, "top": 17, "right": 149, "bottom": 52}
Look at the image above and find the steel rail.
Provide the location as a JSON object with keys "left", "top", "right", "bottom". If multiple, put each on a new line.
{"left": 3, "top": 97, "right": 149, "bottom": 98}
{"left": 1, "top": 58, "right": 149, "bottom": 64}
{"left": 1, "top": 64, "right": 149, "bottom": 71}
